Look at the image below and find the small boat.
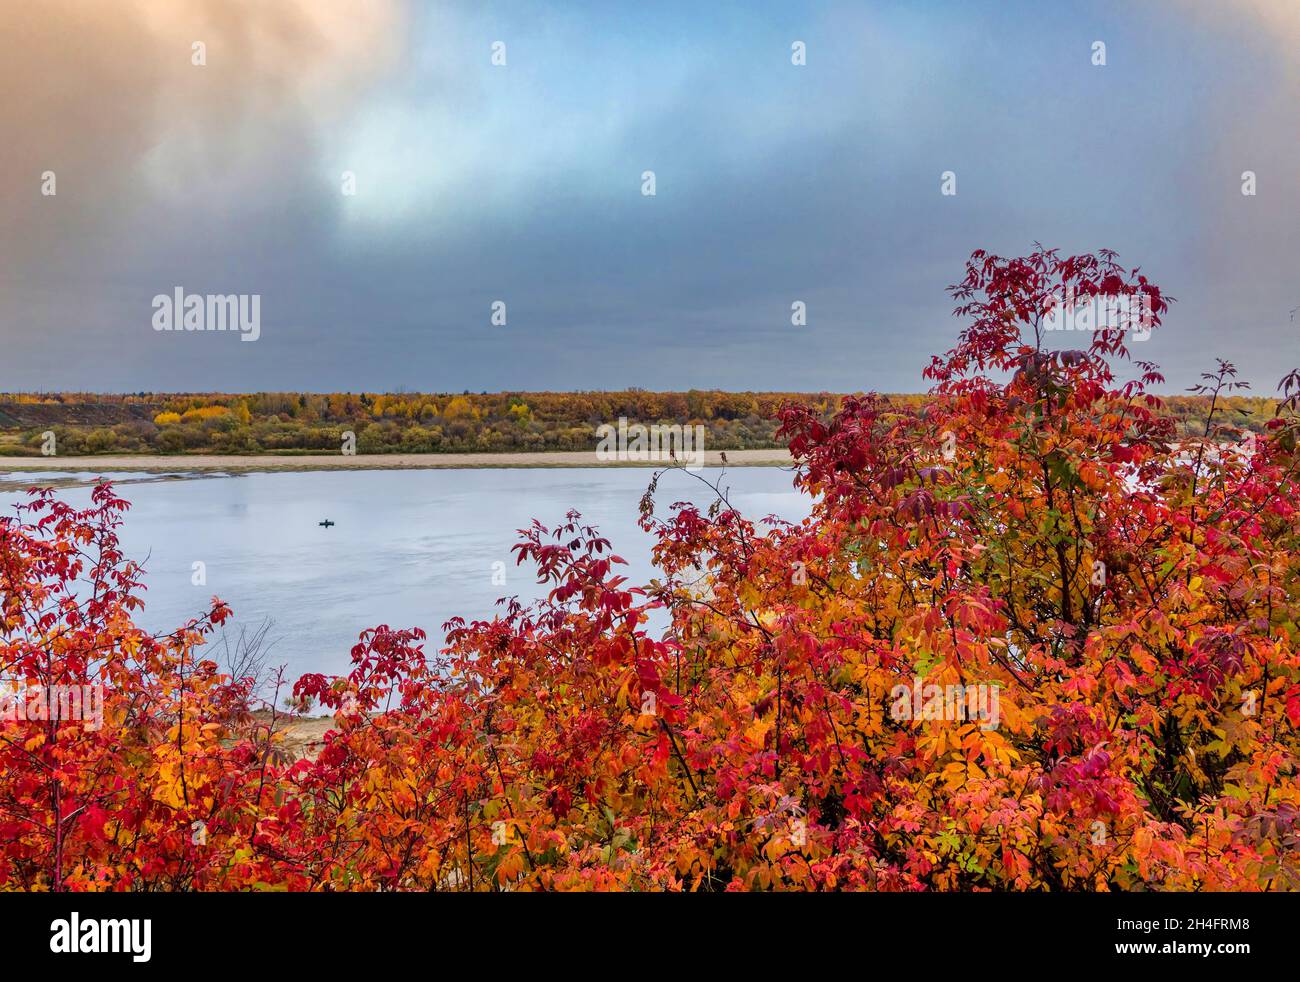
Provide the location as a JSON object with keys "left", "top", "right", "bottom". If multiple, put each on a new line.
{"left": 318, "top": 519, "right": 335, "bottom": 528}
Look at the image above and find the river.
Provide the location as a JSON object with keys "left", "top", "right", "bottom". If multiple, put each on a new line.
{"left": 1, "top": 467, "right": 808, "bottom": 679}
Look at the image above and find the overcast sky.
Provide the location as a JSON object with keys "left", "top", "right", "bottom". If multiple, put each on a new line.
{"left": 1, "top": 0, "right": 1296, "bottom": 394}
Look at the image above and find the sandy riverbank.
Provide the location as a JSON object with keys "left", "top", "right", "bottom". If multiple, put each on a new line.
{"left": 0, "top": 448, "right": 794, "bottom": 473}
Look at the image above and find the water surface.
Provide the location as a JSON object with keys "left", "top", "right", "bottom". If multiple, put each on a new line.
{"left": 2, "top": 468, "right": 807, "bottom": 678}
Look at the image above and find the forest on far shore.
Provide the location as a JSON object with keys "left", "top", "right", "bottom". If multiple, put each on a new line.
{"left": 0, "top": 388, "right": 1280, "bottom": 457}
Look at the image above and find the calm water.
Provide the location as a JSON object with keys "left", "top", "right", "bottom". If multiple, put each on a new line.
{"left": 1, "top": 468, "right": 807, "bottom": 678}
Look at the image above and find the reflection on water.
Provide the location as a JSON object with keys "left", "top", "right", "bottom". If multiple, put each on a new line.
{"left": 1, "top": 468, "right": 807, "bottom": 678}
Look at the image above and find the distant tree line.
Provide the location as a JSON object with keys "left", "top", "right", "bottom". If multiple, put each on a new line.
{"left": 0, "top": 390, "right": 1279, "bottom": 457}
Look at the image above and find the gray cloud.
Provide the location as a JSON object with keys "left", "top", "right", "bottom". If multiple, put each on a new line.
{"left": 0, "top": 0, "right": 1295, "bottom": 395}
